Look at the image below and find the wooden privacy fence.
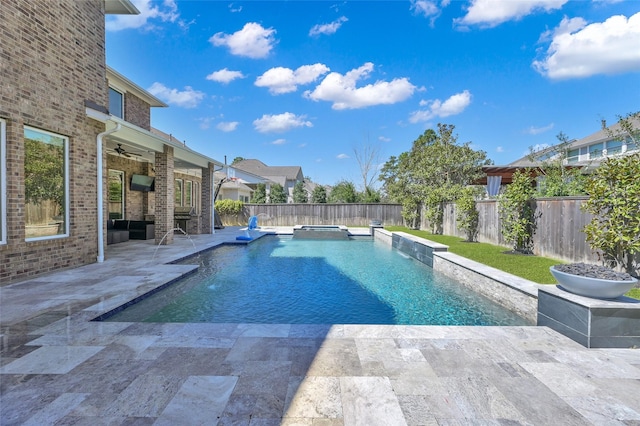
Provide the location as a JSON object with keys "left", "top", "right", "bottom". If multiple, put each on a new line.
{"left": 240, "top": 203, "right": 404, "bottom": 227}
{"left": 434, "top": 197, "right": 597, "bottom": 263}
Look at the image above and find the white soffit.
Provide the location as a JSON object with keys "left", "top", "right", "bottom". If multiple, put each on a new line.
{"left": 105, "top": 0, "right": 139, "bottom": 15}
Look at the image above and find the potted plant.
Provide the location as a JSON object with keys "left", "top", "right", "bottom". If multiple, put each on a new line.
{"left": 551, "top": 116, "right": 640, "bottom": 299}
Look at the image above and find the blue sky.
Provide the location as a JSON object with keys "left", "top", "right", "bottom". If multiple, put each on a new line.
{"left": 106, "top": 0, "right": 640, "bottom": 187}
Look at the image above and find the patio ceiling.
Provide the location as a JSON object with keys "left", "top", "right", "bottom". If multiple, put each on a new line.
{"left": 87, "top": 107, "right": 223, "bottom": 170}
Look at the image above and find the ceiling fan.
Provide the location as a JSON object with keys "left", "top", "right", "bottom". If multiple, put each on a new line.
{"left": 113, "top": 143, "right": 141, "bottom": 158}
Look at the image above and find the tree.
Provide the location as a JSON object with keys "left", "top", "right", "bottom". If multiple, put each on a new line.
{"left": 231, "top": 157, "right": 245, "bottom": 165}
{"left": 499, "top": 169, "right": 536, "bottom": 254}
{"left": 601, "top": 111, "right": 640, "bottom": 148}
{"left": 360, "top": 186, "right": 381, "bottom": 203}
{"left": 379, "top": 124, "right": 491, "bottom": 231}
{"left": 456, "top": 186, "right": 481, "bottom": 242}
{"left": 251, "top": 183, "right": 267, "bottom": 203}
{"left": 528, "top": 132, "right": 586, "bottom": 197}
{"left": 328, "top": 180, "right": 358, "bottom": 203}
{"left": 293, "top": 181, "right": 308, "bottom": 203}
{"left": 353, "top": 141, "right": 380, "bottom": 198}
{"left": 311, "top": 186, "right": 327, "bottom": 203}
{"left": 582, "top": 152, "right": 640, "bottom": 276}
{"left": 269, "top": 183, "right": 287, "bottom": 203}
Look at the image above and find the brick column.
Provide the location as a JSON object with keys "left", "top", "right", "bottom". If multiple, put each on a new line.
{"left": 154, "top": 145, "right": 174, "bottom": 245}
{"left": 201, "top": 162, "right": 214, "bottom": 234}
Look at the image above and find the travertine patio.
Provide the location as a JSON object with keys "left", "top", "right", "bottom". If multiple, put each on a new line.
{"left": 1, "top": 227, "right": 639, "bottom": 425}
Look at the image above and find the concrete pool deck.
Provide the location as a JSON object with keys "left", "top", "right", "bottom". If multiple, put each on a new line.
{"left": 1, "top": 227, "right": 639, "bottom": 425}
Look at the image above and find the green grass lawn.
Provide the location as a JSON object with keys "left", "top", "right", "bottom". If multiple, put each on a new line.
{"left": 384, "top": 227, "right": 639, "bottom": 300}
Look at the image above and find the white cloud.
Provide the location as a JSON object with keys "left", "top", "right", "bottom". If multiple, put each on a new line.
{"left": 379, "top": 136, "right": 391, "bottom": 142}
{"left": 309, "top": 16, "right": 348, "bottom": 37}
{"left": 147, "top": 82, "right": 205, "bottom": 108}
{"left": 533, "top": 12, "right": 640, "bottom": 79}
{"left": 217, "top": 121, "right": 239, "bottom": 132}
{"left": 255, "top": 64, "right": 330, "bottom": 95}
{"left": 206, "top": 68, "right": 245, "bottom": 84}
{"left": 525, "top": 123, "right": 554, "bottom": 135}
{"left": 409, "top": 90, "right": 472, "bottom": 123}
{"left": 198, "top": 117, "right": 215, "bottom": 130}
{"left": 455, "top": 0, "right": 567, "bottom": 28}
{"left": 411, "top": 0, "right": 440, "bottom": 17}
{"left": 210, "top": 22, "right": 277, "bottom": 59}
{"left": 304, "top": 63, "right": 416, "bottom": 110}
{"left": 106, "top": 0, "right": 181, "bottom": 31}
{"left": 337, "top": 153, "right": 350, "bottom": 159}
{"left": 253, "top": 112, "right": 312, "bottom": 133}
{"left": 496, "top": 146, "right": 504, "bottom": 153}
{"left": 228, "top": 3, "right": 242, "bottom": 12}
{"left": 271, "top": 138, "right": 287, "bottom": 145}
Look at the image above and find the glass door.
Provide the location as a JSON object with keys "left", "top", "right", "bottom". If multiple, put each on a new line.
{"left": 108, "top": 170, "right": 124, "bottom": 219}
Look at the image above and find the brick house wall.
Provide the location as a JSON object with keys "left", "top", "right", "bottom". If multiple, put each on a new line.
{"left": 107, "top": 156, "right": 156, "bottom": 221}
{"left": 124, "top": 92, "right": 151, "bottom": 130}
{"left": 0, "top": 0, "right": 107, "bottom": 284}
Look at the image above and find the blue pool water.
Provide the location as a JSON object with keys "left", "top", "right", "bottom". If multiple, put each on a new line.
{"left": 105, "top": 236, "right": 530, "bottom": 325}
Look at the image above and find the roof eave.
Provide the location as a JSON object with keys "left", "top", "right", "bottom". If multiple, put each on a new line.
{"left": 107, "top": 66, "right": 167, "bottom": 108}
{"left": 105, "top": 0, "right": 139, "bottom": 15}
{"left": 86, "top": 107, "right": 222, "bottom": 168}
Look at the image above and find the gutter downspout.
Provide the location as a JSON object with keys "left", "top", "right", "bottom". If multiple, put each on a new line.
{"left": 96, "top": 123, "right": 121, "bottom": 262}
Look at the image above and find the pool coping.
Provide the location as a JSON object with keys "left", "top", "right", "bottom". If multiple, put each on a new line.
{"left": 374, "top": 229, "right": 540, "bottom": 323}
{"left": 373, "top": 229, "right": 640, "bottom": 348}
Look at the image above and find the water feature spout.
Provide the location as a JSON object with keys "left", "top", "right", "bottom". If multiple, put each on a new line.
{"left": 152, "top": 227, "right": 197, "bottom": 261}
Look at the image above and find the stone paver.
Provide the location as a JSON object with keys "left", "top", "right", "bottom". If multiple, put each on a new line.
{"left": 1, "top": 227, "right": 639, "bottom": 425}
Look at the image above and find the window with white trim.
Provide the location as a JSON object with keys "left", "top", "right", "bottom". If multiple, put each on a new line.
{"left": 108, "top": 169, "right": 125, "bottom": 220}
{"left": 175, "top": 179, "right": 183, "bottom": 206}
{"left": 194, "top": 181, "right": 200, "bottom": 214}
{"left": 185, "top": 180, "right": 193, "bottom": 207}
{"left": 109, "top": 87, "right": 124, "bottom": 119}
{"left": 0, "top": 119, "right": 6, "bottom": 244}
{"left": 24, "top": 126, "right": 69, "bottom": 240}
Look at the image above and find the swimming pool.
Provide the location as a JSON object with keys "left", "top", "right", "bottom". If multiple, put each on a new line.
{"left": 105, "top": 236, "right": 530, "bottom": 325}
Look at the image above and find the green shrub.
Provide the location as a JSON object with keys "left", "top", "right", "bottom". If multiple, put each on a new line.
{"left": 499, "top": 169, "right": 536, "bottom": 254}
{"left": 215, "top": 199, "right": 244, "bottom": 215}
{"left": 456, "top": 187, "right": 480, "bottom": 242}
{"left": 582, "top": 152, "right": 640, "bottom": 275}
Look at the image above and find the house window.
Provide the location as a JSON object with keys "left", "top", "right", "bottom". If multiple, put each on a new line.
{"left": 109, "top": 87, "right": 124, "bottom": 119}
{"left": 108, "top": 170, "right": 124, "bottom": 220}
{"left": 24, "top": 126, "right": 69, "bottom": 240}
{"left": 606, "top": 140, "right": 623, "bottom": 156}
{"left": 194, "top": 181, "right": 200, "bottom": 214}
{"left": 588, "top": 143, "right": 603, "bottom": 159}
{"left": 566, "top": 148, "right": 579, "bottom": 164}
{"left": 185, "top": 180, "right": 193, "bottom": 207}
{"left": 175, "top": 179, "right": 183, "bottom": 206}
{"left": 626, "top": 136, "right": 638, "bottom": 152}
{"left": 0, "top": 119, "right": 6, "bottom": 244}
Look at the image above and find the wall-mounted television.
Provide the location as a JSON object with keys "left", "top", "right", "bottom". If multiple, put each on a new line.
{"left": 130, "top": 174, "right": 155, "bottom": 192}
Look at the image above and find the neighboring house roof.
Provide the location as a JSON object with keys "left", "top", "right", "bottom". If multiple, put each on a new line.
{"left": 221, "top": 179, "right": 253, "bottom": 192}
{"left": 233, "top": 159, "right": 303, "bottom": 183}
